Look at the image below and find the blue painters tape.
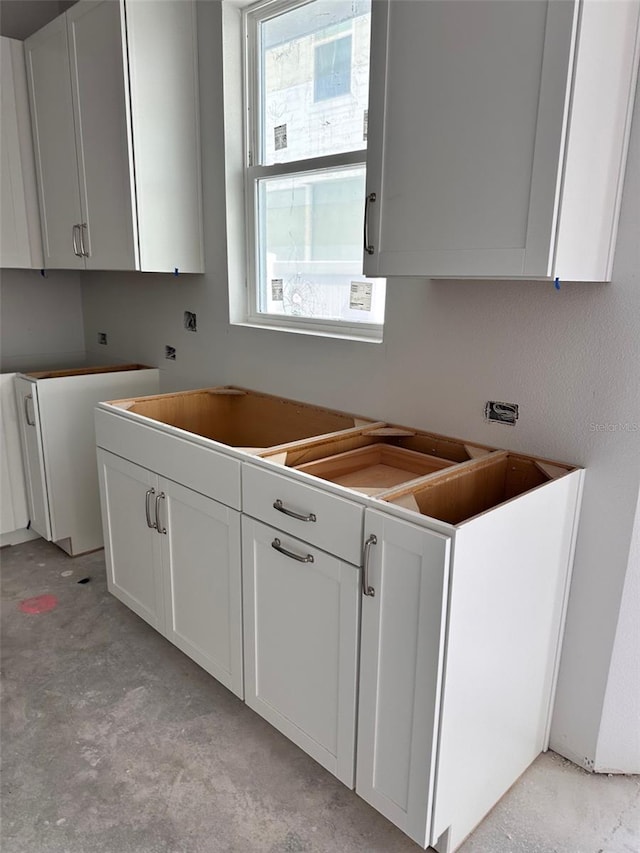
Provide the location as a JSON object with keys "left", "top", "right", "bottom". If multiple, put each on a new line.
{"left": 554, "top": 277, "right": 561, "bottom": 290}
{"left": 174, "top": 267, "right": 179, "bottom": 276}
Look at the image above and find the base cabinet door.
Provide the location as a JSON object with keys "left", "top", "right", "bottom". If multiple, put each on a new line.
{"left": 356, "top": 509, "right": 451, "bottom": 848}
{"left": 98, "top": 450, "right": 164, "bottom": 633}
{"left": 14, "top": 377, "right": 51, "bottom": 541}
{"left": 242, "top": 517, "right": 360, "bottom": 787}
{"left": 98, "top": 450, "right": 244, "bottom": 697}
{"left": 159, "top": 477, "right": 243, "bottom": 698}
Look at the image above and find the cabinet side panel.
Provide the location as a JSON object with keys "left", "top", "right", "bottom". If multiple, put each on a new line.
{"left": 522, "top": 0, "right": 578, "bottom": 277}
{"left": 431, "top": 471, "right": 582, "bottom": 850}
{"left": 124, "top": 0, "right": 204, "bottom": 273}
{"left": 24, "top": 15, "right": 83, "bottom": 270}
{"left": 553, "top": 0, "right": 640, "bottom": 281}
{"left": 67, "top": 0, "right": 137, "bottom": 270}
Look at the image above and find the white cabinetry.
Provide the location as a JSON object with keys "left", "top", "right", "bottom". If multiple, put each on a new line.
{"left": 96, "top": 451, "right": 163, "bottom": 630}
{"left": 364, "top": 0, "right": 640, "bottom": 281}
{"left": 356, "top": 509, "right": 450, "bottom": 847}
{"left": 0, "top": 38, "right": 43, "bottom": 269}
{"left": 242, "top": 516, "right": 360, "bottom": 787}
{"left": 357, "top": 463, "right": 583, "bottom": 853}
{"left": 0, "top": 375, "right": 37, "bottom": 545}
{"left": 98, "top": 449, "right": 243, "bottom": 697}
{"left": 24, "top": 0, "right": 203, "bottom": 273}
{"left": 14, "top": 365, "right": 159, "bottom": 555}
{"left": 94, "top": 387, "right": 584, "bottom": 852}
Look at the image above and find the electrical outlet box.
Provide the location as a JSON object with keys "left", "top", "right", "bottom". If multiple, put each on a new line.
{"left": 98, "top": 332, "right": 108, "bottom": 345}
{"left": 485, "top": 401, "right": 519, "bottom": 425}
{"left": 165, "top": 345, "right": 176, "bottom": 360}
{"left": 184, "top": 311, "right": 197, "bottom": 332}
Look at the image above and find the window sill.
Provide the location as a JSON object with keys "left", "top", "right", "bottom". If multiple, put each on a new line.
{"left": 231, "top": 318, "right": 384, "bottom": 344}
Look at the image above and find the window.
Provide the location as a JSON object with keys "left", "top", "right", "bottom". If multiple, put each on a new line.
{"left": 244, "top": 0, "right": 385, "bottom": 340}
{"left": 314, "top": 35, "right": 352, "bottom": 101}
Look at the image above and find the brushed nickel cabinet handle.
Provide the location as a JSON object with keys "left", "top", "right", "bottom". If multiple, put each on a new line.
{"left": 145, "top": 488, "right": 156, "bottom": 528}
{"left": 72, "top": 224, "right": 81, "bottom": 257}
{"left": 80, "top": 223, "right": 89, "bottom": 257}
{"left": 364, "top": 192, "right": 376, "bottom": 255}
{"left": 24, "top": 395, "right": 36, "bottom": 426}
{"left": 273, "top": 499, "right": 316, "bottom": 523}
{"left": 362, "top": 534, "right": 377, "bottom": 597}
{"left": 271, "top": 538, "right": 314, "bottom": 563}
{"left": 155, "top": 492, "right": 167, "bottom": 534}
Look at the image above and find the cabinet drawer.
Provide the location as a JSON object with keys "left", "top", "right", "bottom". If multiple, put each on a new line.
{"left": 95, "top": 408, "right": 241, "bottom": 509}
{"left": 242, "top": 462, "right": 363, "bottom": 565}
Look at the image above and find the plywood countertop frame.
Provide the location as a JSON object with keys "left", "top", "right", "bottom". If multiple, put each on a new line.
{"left": 102, "top": 384, "right": 579, "bottom": 526}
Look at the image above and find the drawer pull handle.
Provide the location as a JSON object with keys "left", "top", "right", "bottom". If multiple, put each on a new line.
{"left": 24, "top": 395, "right": 36, "bottom": 426}
{"left": 155, "top": 492, "right": 167, "bottom": 534}
{"left": 145, "top": 488, "right": 156, "bottom": 528}
{"left": 362, "top": 534, "right": 377, "bottom": 597}
{"left": 271, "top": 538, "right": 314, "bottom": 563}
{"left": 273, "top": 499, "right": 316, "bottom": 523}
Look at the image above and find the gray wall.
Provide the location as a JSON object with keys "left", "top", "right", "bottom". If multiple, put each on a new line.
{"left": 17, "top": 0, "right": 640, "bottom": 772}
{"left": 0, "top": 270, "right": 85, "bottom": 372}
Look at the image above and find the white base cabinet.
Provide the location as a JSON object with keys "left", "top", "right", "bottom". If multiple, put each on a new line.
{"left": 0, "top": 375, "right": 37, "bottom": 545}
{"left": 95, "top": 388, "right": 584, "bottom": 852}
{"left": 242, "top": 517, "right": 360, "bottom": 787}
{"left": 14, "top": 365, "right": 159, "bottom": 556}
{"left": 98, "top": 449, "right": 243, "bottom": 698}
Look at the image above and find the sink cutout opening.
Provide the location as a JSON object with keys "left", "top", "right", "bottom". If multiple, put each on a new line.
{"left": 123, "top": 387, "right": 366, "bottom": 448}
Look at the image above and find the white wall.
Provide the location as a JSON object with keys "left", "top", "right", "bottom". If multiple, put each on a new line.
{"left": 596, "top": 493, "right": 640, "bottom": 773}
{"left": 0, "top": 269, "right": 85, "bottom": 372}
{"left": 80, "top": 1, "right": 640, "bottom": 772}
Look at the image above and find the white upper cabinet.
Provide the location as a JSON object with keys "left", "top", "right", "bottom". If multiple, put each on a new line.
{"left": 24, "top": 0, "right": 204, "bottom": 273}
{"left": 364, "top": 0, "right": 640, "bottom": 282}
{"left": 0, "top": 37, "right": 43, "bottom": 269}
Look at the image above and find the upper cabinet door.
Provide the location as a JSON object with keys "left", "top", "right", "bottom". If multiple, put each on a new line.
{"left": 365, "top": 0, "right": 640, "bottom": 282}
{"left": 67, "top": 0, "right": 137, "bottom": 270}
{"left": 24, "top": 16, "right": 84, "bottom": 269}
{"left": 0, "top": 38, "right": 43, "bottom": 269}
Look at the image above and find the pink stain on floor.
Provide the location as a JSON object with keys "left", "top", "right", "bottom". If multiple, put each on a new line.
{"left": 19, "top": 594, "right": 59, "bottom": 614}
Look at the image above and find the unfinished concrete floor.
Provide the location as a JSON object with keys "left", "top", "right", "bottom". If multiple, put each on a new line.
{"left": 1, "top": 539, "right": 638, "bottom": 853}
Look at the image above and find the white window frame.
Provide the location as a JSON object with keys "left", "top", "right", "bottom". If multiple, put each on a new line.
{"left": 241, "top": 0, "right": 384, "bottom": 342}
